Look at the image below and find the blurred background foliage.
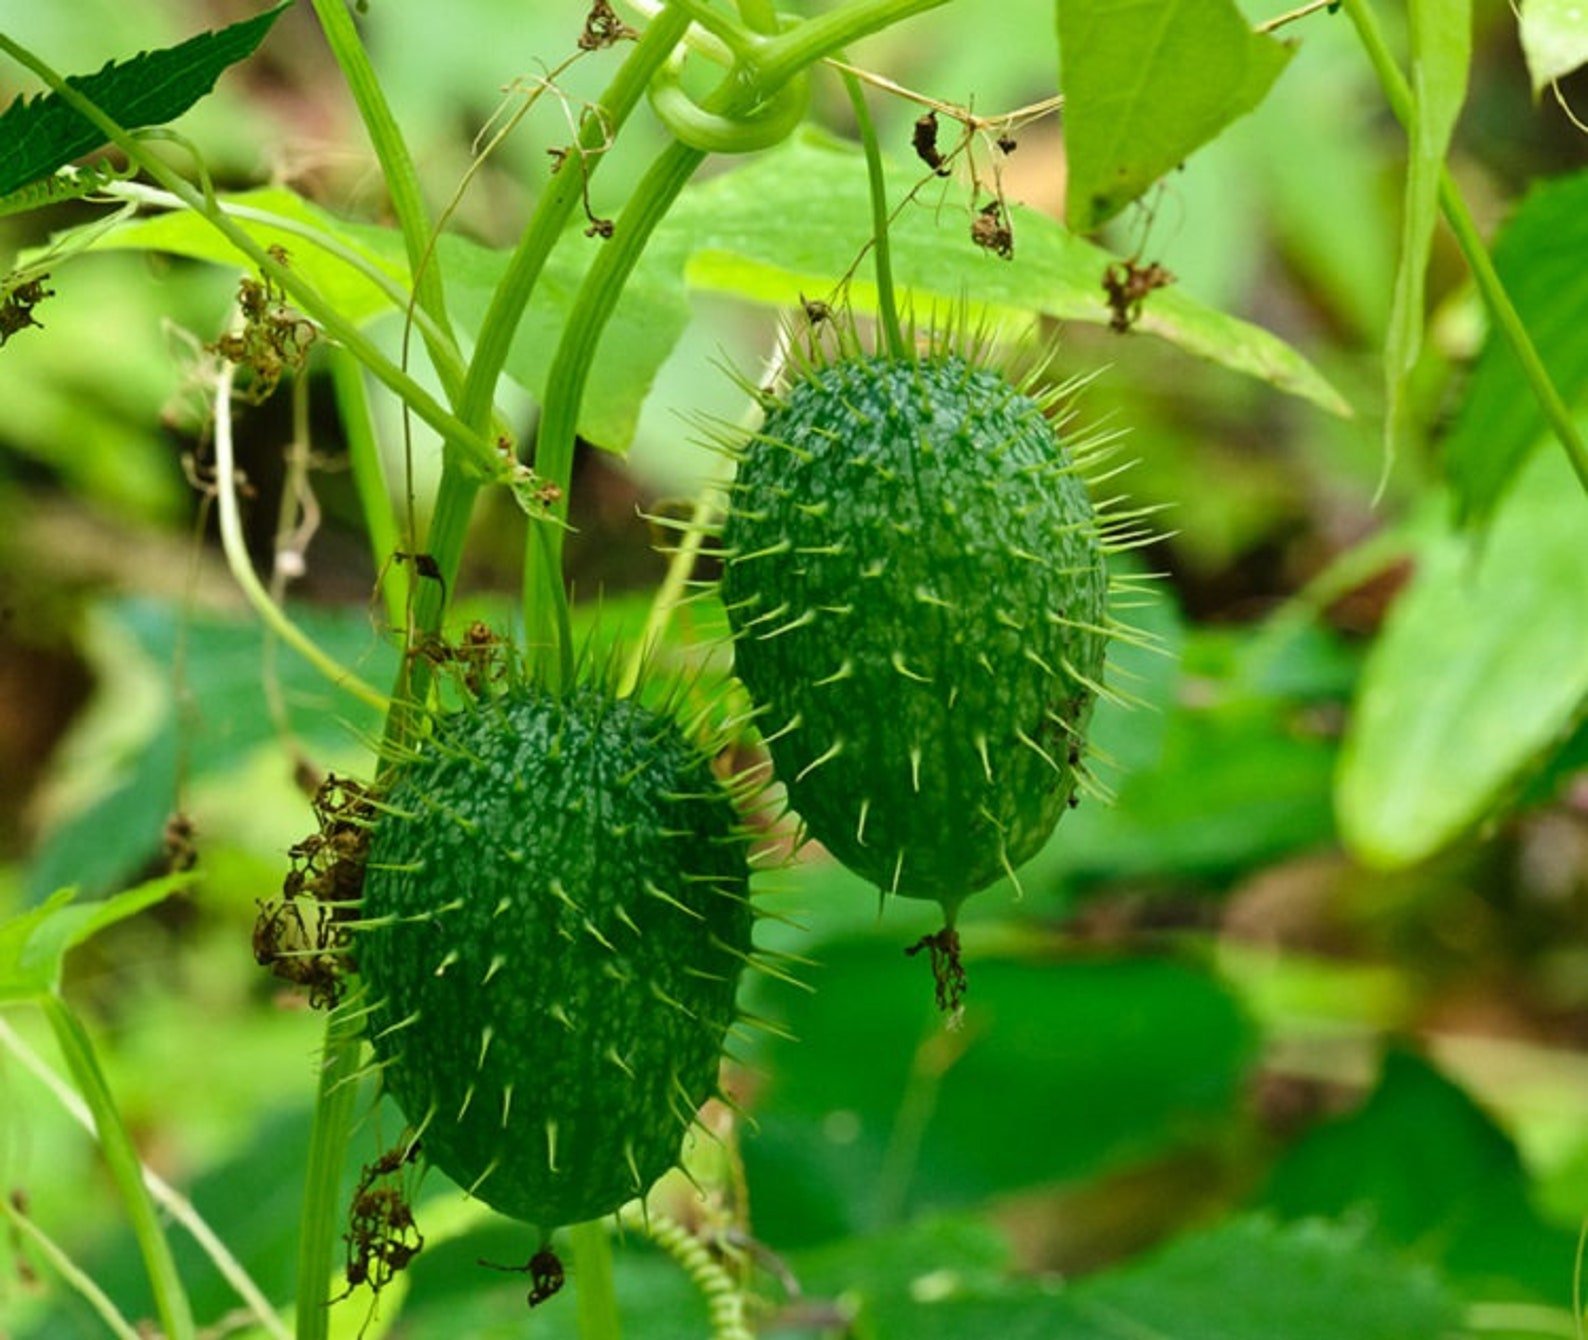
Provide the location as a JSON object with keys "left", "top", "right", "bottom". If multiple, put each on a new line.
{"left": 2, "top": 0, "right": 1587, "bottom": 1336}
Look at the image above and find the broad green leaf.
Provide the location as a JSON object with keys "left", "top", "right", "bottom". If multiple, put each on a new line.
{"left": 1384, "top": 0, "right": 1471, "bottom": 468}
{"left": 1337, "top": 439, "right": 1588, "bottom": 867}
{"left": 1446, "top": 169, "right": 1588, "bottom": 522}
{"left": 792, "top": 1215, "right": 1459, "bottom": 1339}
{"left": 655, "top": 134, "right": 1348, "bottom": 415}
{"left": 742, "top": 944, "right": 1255, "bottom": 1246}
{"left": 1520, "top": 0, "right": 1588, "bottom": 94}
{"left": 0, "top": 3, "right": 289, "bottom": 200}
{"left": 1056, "top": 0, "right": 1292, "bottom": 232}
{"left": 77, "top": 187, "right": 689, "bottom": 452}
{"left": 1262, "top": 1050, "right": 1579, "bottom": 1299}
{"left": 0, "top": 874, "right": 192, "bottom": 1001}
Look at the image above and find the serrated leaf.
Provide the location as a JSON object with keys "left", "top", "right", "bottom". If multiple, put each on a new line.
{"left": 1520, "top": 0, "right": 1588, "bottom": 95}
{"left": 0, "top": 3, "right": 289, "bottom": 200}
{"left": 1338, "top": 437, "right": 1588, "bottom": 867}
{"left": 0, "top": 873, "right": 192, "bottom": 1001}
{"left": 1056, "top": 0, "right": 1292, "bottom": 232}
{"left": 1384, "top": 0, "right": 1471, "bottom": 469}
{"left": 1446, "top": 168, "right": 1588, "bottom": 522}
{"left": 655, "top": 133, "right": 1348, "bottom": 415}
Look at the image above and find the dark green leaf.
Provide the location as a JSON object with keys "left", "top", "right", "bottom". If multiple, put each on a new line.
{"left": 655, "top": 133, "right": 1348, "bottom": 415}
{"left": 1338, "top": 439, "right": 1588, "bottom": 867}
{"left": 1446, "top": 168, "right": 1588, "bottom": 522}
{"left": 0, "top": 3, "right": 289, "bottom": 199}
{"left": 1056, "top": 0, "right": 1292, "bottom": 232}
{"left": 742, "top": 946, "right": 1255, "bottom": 1246}
{"left": 1261, "top": 1050, "right": 1578, "bottom": 1299}
{"left": 789, "top": 1215, "right": 1459, "bottom": 1339}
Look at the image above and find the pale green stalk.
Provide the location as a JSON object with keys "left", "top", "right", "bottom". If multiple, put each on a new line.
{"left": 0, "top": 1016, "right": 290, "bottom": 1340}
{"left": 0, "top": 1192, "right": 143, "bottom": 1340}
{"left": 1342, "top": 0, "right": 1588, "bottom": 496}
{"left": 570, "top": 1219, "right": 623, "bottom": 1340}
{"left": 295, "top": 1009, "right": 366, "bottom": 1340}
{"left": 842, "top": 66, "right": 907, "bottom": 359}
{"left": 40, "top": 996, "right": 195, "bottom": 1340}
{"left": 211, "top": 363, "right": 390, "bottom": 712}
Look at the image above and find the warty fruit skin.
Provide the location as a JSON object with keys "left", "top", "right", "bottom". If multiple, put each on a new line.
{"left": 358, "top": 685, "right": 752, "bottom": 1232}
{"left": 721, "top": 353, "right": 1107, "bottom": 910}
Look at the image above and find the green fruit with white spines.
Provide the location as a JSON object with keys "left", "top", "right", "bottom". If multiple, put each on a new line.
{"left": 356, "top": 682, "right": 753, "bottom": 1232}
{"left": 721, "top": 347, "right": 1110, "bottom": 915}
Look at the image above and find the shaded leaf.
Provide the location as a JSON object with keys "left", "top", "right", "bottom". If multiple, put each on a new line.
{"left": 1384, "top": 0, "right": 1471, "bottom": 468}
{"left": 1446, "top": 168, "right": 1588, "bottom": 521}
{"left": 791, "top": 1215, "right": 1459, "bottom": 1339}
{"left": 1262, "top": 1050, "right": 1579, "bottom": 1300}
{"left": 742, "top": 945, "right": 1255, "bottom": 1246}
{"left": 656, "top": 133, "right": 1348, "bottom": 415}
{"left": 1056, "top": 0, "right": 1292, "bottom": 232}
{"left": 0, "top": 3, "right": 289, "bottom": 199}
{"left": 1338, "top": 438, "right": 1588, "bottom": 867}
{"left": 0, "top": 874, "right": 192, "bottom": 1001}
{"left": 1520, "top": 0, "right": 1588, "bottom": 95}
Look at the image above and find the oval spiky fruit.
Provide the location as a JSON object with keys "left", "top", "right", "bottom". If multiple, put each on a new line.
{"left": 722, "top": 352, "right": 1108, "bottom": 911}
{"left": 357, "top": 685, "right": 752, "bottom": 1232}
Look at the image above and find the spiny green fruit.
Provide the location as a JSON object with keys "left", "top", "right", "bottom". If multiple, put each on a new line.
{"left": 355, "top": 683, "right": 754, "bottom": 1233}
{"left": 720, "top": 348, "right": 1113, "bottom": 917}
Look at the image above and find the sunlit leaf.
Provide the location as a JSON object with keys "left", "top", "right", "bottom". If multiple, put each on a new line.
{"left": 1055, "top": 0, "right": 1292, "bottom": 232}
{"left": 1519, "top": 0, "right": 1588, "bottom": 95}
{"left": 1338, "top": 438, "right": 1588, "bottom": 867}
{"left": 655, "top": 133, "right": 1348, "bottom": 415}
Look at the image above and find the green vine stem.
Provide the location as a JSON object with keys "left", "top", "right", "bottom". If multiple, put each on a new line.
{"left": 0, "top": 1192, "right": 143, "bottom": 1340}
{"left": 570, "top": 1219, "right": 624, "bottom": 1340}
{"left": 330, "top": 347, "right": 409, "bottom": 631}
{"left": 211, "top": 362, "right": 390, "bottom": 712}
{"left": 0, "top": 33, "right": 496, "bottom": 475}
{"left": 524, "top": 0, "right": 948, "bottom": 668}
{"left": 841, "top": 65, "right": 907, "bottom": 359}
{"left": 306, "top": 0, "right": 463, "bottom": 403}
{"left": 0, "top": 1016, "right": 289, "bottom": 1339}
{"left": 40, "top": 995, "right": 196, "bottom": 1340}
{"left": 1341, "top": 0, "right": 1588, "bottom": 497}
{"left": 295, "top": 1007, "right": 366, "bottom": 1340}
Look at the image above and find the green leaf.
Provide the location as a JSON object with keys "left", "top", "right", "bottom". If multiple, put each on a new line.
{"left": 74, "top": 187, "right": 689, "bottom": 453}
{"left": 742, "top": 946, "right": 1255, "bottom": 1246}
{"left": 1520, "top": 0, "right": 1588, "bottom": 95}
{"left": 0, "top": 874, "right": 192, "bottom": 1001}
{"left": 1446, "top": 169, "right": 1588, "bottom": 522}
{"left": 1384, "top": 0, "right": 1471, "bottom": 466}
{"left": 1056, "top": 0, "right": 1293, "bottom": 232}
{"left": 1337, "top": 438, "right": 1588, "bottom": 867}
{"left": 0, "top": 3, "right": 289, "bottom": 200}
{"left": 1262, "top": 1050, "right": 1579, "bottom": 1300}
{"left": 656, "top": 133, "right": 1348, "bottom": 415}
{"left": 791, "top": 1215, "right": 1459, "bottom": 1339}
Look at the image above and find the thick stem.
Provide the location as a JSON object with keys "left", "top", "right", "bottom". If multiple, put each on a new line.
{"left": 41, "top": 996, "right": 195, "bottom": 1340}
{"left": 294, "top": 1010, "right": 365, "bottom": 1340}
{"left": 1342, "top": 0, "right": 1588, "bottom": 497}
{"left": 569, "top": 1219, "right": 623, "bottom": 1340}
{"left": 306, "top": 0, "right": 463, "bottom": 402}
